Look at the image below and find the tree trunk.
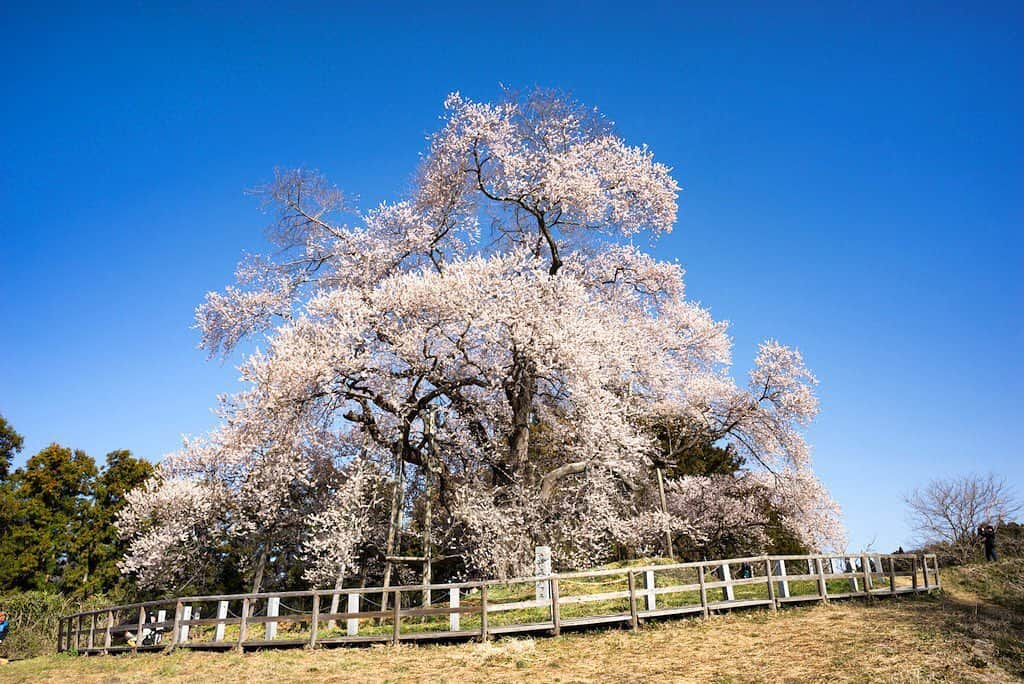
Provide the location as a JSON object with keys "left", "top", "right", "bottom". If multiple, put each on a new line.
{"left": 249, "top": 547, "right": 268, "bottom": 616}
{"left": 327, "top": 572, "right": 345, "bottom": 630}
{"left": 503, "top": 355, "right": 535, "bottom": 485}
{"left": 656, "top": 467, "right": 674, "bottom": 559}
{"left": 380, "top": 458, "right": 406, "bottom": 615}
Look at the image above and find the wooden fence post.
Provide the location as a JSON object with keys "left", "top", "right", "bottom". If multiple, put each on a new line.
{"left": 911, "top": 556, "right": 919, "bottom": 592}
{"left": 309, "top": 594, "right": 320, "bottom": 648}
{"left": 391, "top": 590, "right": 401, "bottom": 645}
{"left": 238, "top": 598, "right": 249, "bottom": 649}
{"left": 449, "top": 588, "right": 460, "bottom": 631}
{"left": 57, "top": 618, "right": 63, "bottom": 654}
{"left": 860, "top": 555, "right": 871, "bottom": 597}
{"left": 181, "top": 605, "right": 194, "bottom": 643}
{"left": 922, "top": 556, "right": 931, "bottom": 589}
{"left": 720, "top": 563, "right": 735, "bottom": 601}
{"left": 844, "top": 557, "right": 859, "bottom": 593}
{"left": 214, "top": 601, "right": 228, "bottom": 642}
{"left": 134, "top": 607, "right": 145, "bottom": 652}
{"left": 773, "top": 559, "right": 790, "bottom": 598}
{"left": 266, "top": 597, "right": 280, "bottom": 640}
{"left": 697, "top": 564, "right": 709, "bottom": 618}
{"left": 765, "top": 559, "right": 777, "bottom": 610}
{"left": 627, "top": 571, "right": 639, "bottom": 631}
{"left": 888, "top": 556, "right": 897, "bottom": 594}
{"left": 550, "top": 578, "right": 561, "bottom": 636}
{"left": 644, "top": 569, "right": 657, "bottom": 611}
{"left": 171, "top": 601, "right": 183, "bottom": 647}
{"left": 480, "top": 584, "right": 489, "bottom": 641}
{"left": 87, "top": 614, "right": 96, "bottom": 652}
{"left": 104, "top": 610, "right": 113, "bottom": 653}
{"left": 347, "top": 593, "right": 360, "bottom": 636}
{"left": 815, "top": 558, "right": 828, "bottom": 603}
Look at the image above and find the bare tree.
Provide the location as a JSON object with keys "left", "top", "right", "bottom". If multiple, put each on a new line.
{"left": 905, "top": 473, "right": 1021, "bottom": 563}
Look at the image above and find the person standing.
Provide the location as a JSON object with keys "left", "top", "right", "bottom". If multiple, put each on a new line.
{"left": 978, "top": 524, "right": 997, "bottom": 562}
{"left": 0, "top": 610, "right": 9, "bottom": 645}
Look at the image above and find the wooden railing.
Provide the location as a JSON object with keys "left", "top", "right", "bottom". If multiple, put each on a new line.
{"left": 57, "top": 552, "right": 939, "bottom": 655}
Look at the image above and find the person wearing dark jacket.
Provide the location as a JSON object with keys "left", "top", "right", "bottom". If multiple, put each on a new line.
{"left": 979, "top": 524, "right": 997, "bottom": 562}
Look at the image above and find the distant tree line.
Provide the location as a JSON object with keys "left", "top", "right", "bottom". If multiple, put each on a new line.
{"left": 0, "top": 415, "right": 153, "bottom": 598}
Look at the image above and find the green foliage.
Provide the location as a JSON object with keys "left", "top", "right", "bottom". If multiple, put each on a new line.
{"left": 0, "top": 590, "right": 117, "bottom": 660}
{"left": 0, "top": 414, "right": 24, "bottom": 482}
{"left": 0, "top": 444, "right": 152, "bottom": 598}
{"left": 645, "top": 414, "right": 744, "bottom": 477}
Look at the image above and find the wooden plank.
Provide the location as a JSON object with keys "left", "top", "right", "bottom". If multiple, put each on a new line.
{"left": 773, "top": 559, "right": 790, "bottom": 599}
{"left": 266, "top": 597, "right": 280, "bottom": 640}
{"left": 557, "top": 590, "right": 631, "bottom": 606}
{"left": 777, "top": 594, "right": 829, "bottom": 604}
{"left": 627, "top": 571, "right": 639, "bottom": 631}
{"left": 237, "top": 638, "right": 309, "bottom": 649}
{"left": 765, "top": 559, "right": 777, "bottom": 610}
{"left": 489, "top": 622, "right": 555, "bottom": 636}
{"left": 171, "top": 601, "right": 183, "bottom": 648}
{"left": 707, "top": 598, "right": 773, "bottom": 611}
{"left": 697, "top": 563, "right": 709, "bottom": 618}
{"left": 644, "top": 570, "right": 656, "bottom": 612}
{"left": 484, "top": 598, "right": 550, "bottom": 613}
{"left": 313, "top": 635, "right": 391, "bottom": 646}
{"left": 560, "top": 614, "right": 632, "bottom": 628}
{"left": 214, "top": 601, "right": 229, "bottom": 642}
{"left": 551, "top": 578, "right": 561, "bottom": 636}
{"left": 347, "top": 593, "right": 359, "bottom": 636}
{"left": 316, "top": 610, "right": 394, "bottom": 622}
{"left": 815, "top": 558, "right": 829, "bottom": 603}
{"left": 309, "top": 593, "right": 320, "bottom": 648}
{"left": 238, "top": 598, "right": 249, "bottom": 647}
{"left": 134, "top": 606, "right": 145, "bottom": 653}
{"left": 391, "top": 589, "right": 400, "bottom": 646}
{"left": 646, "top": 583, "right": 701, "bottom": 596}
{"left": 180, "top": 605, "right": 193, "bottom": 643}
{"left": 449, "top": 588, "right": 460, "bottom": 632}
{"left": 638, "top": 605, "right": 705, "bottom": 619}
{"left": 104, "top": 610, "right": 112, "bottom": 653}
{"left": 397, "top": 630, "right": 478, "bottom": 641}
{"left": 480, "top": 584, "right": 489, "bottom": 641}
{"left": 720, "top": 562, "right": 735, "bottom": 601}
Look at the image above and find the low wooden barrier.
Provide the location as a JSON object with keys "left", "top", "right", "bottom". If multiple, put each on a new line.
{"left": 57, "top": 552, "right": 939, "bottom": 655}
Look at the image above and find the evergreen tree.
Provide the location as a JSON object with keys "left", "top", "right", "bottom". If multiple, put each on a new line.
{"left": 0, "top": 444, "right": 97, "bottom": 592}
{"left": 0, "top": 414, "right": 24, "bottom": 482}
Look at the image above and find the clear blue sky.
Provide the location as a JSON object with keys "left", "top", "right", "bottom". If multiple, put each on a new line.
{"left": 1, "top": 2, "right": 1021, "bottom": 553}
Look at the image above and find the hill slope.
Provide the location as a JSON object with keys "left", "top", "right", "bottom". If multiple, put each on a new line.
{"left": 2, "top": 564, "right": 1022, "bottom": 683}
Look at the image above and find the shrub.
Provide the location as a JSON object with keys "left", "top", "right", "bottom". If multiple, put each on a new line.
{"left": 0, "top": 591, "right": 118, "bottom": 660}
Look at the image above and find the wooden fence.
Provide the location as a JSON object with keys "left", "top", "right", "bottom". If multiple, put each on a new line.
{"left": 57, "top": 552, "right": 939, "bottom": 655}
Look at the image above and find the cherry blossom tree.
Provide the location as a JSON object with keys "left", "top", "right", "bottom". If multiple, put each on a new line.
{"left": 119, "top": 89, "right": 843, "bottom": 590}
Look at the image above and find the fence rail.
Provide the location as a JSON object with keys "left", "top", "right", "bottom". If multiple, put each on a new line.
{"left": 57, "top": 552, "right": 939, "bottom": 655}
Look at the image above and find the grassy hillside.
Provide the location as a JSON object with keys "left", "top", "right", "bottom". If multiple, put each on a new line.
{"left": 1, "top": 562, "right": 1022, "bottom": 683}
{"left": 942, "top": 558, "right": 1024, "bottom": 613}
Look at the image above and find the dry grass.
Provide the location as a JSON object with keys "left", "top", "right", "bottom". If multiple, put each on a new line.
{"left": 2, "top": 587, "right": 1021, "bottom": 683}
